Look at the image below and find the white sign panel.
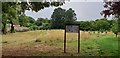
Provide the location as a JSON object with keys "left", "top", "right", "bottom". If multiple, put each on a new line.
{"left": 66, "top": 25, "right": 79, "bottom": 33}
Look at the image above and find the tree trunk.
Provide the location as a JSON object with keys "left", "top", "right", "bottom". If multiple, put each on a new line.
{"left": 116, "top": 33, "right": 117, "bottom": 37}
{"left": 10, "top": 21, "right": 14, "bottom": 33}
{"left": 115, "top": 32, "right": 118, "bottom": 37}
{"left": 3, "top": 23, "right": 6, "bottom": 34}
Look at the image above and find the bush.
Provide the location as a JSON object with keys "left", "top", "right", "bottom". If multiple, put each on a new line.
{"left": 29, "top": 23, "right": 50, "bottom": 30}
{"left": 30, "top": 25, "right": 39, "bottom": 30}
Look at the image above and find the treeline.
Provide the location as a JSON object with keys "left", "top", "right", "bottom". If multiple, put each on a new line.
{"left": 76, "top": 18, "right": 119, "bottom": 37}
{"left": 2, "top": 2, "right": 119, "bottom": 37}
{"left": 29, "top": 17, "right": 118, "bottom": 36}
{"left": 77, "top": 18, "right": 114, "bottom": 32}
{"left": 2, "top": 15, "right": 51, "bottom": 31}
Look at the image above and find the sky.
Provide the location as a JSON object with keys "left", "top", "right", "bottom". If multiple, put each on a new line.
{"left": 25, "top": 2, "right": 106, "bottom": 21}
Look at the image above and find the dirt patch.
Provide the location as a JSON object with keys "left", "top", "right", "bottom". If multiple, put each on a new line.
{"left": 2, "top": 44, "right": 61, "bottom": 56}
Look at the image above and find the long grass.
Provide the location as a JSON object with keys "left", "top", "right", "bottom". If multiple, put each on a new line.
{"left": 2, "top": 30, "right": 118, "bottom": 56}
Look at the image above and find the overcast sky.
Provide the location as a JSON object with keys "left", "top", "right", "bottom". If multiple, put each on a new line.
{"left": 25, "top": 2, "right": 105, "bottom": 21}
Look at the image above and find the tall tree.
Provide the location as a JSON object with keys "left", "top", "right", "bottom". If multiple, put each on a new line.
{"left": 101, "top": 1, "right": 120, "bottom": 37}
{"left": 2, "top": 2, "right": 20, "bottom": 33}
{"left": 65, "top": 8, "right": 77, "bottom": 24}
{"left": 51, "top": 8, "right": 77, "bottom": 29}
{"left": 51, "top": 8, "right": 66, "bottom": 29}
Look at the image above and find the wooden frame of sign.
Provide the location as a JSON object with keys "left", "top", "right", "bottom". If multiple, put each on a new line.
{"left": 64, "top": 24, "right": 80, "bottom": 53}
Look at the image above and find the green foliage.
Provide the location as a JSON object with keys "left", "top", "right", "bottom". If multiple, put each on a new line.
{"left": 64, "top": 8, "right": 77, "bottom": 24}
{"left": 2, "top": 2, "right": 21, "bottom": 33}
{"left": 51, "top": 8, "right": 77, "bottom": 29}
{"left": 77, "top": 18, "right": 112, "bottom": 32}
{"left": 79, "top": 21, "right": 92, "bottom": 31}
{"left": 111, "top": 19, "right": 119, "bottom": 37}
{"left": 30, "top": 25, "right": 39, "bottom": 30}
{"left": 20, "top": 2, "right": 64, "bottom": 12}
{"left": 2, "top": 2, "right": 64, "bottom": 34}
{"left": 35, "top": 18, "right": 44, "bottom": 26}
{"left": 28, "top": 16, "right": 35, "bottom": 24}
{"left": 19, "top": 15, "right": 29, "bottom": 27}
{"left": 102, "top": 1, "right": 120, "bottom": 37}
{"left": 40, "top": 23, "right": 50, "bottom": 30}
{"left": 95, "top": 18, "right": 110, "bottom": 32}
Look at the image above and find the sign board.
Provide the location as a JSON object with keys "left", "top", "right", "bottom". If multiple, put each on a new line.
{"left": 64, "top": 24, "right": 80, "bottom": 53}
{"left": 66, "top": 25, "right": 79, "bottom": 33}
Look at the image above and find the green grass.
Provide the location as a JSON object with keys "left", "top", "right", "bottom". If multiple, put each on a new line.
{"left": 80, "top": 36, "right": 118, "bottom": 56}
{"left": 38, "top": 36, "right": 119, "bottom": 56}
{"left": 95, "top": 36, "right": 119, "bottom": 56}
{"left": 2, "top": 30, "right": 119, "bottom": 56}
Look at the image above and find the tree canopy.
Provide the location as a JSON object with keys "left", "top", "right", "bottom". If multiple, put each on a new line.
{"left": 101, "top": 1, "right": 120, "bottom": 37}
{"left": 51, "top": 7, "right": 77, "bottom": 29}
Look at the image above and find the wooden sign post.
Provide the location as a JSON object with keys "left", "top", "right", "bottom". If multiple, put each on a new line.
{"left": 64, "top": 24, "right": 80, "bottom": 53}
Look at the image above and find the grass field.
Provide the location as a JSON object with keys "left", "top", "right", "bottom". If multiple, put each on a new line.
{"left": 2, "top": 30, "right": 119, "bottom": 56}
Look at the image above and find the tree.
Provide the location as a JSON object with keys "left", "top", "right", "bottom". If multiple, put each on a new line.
{"left": 43, "top": 18, "right": 50, "bottom": 23}
{"left": 78, "top": 21, "right": 92, "bottom": 31}
{"left": 26, "top": 16, "right": 36, "bottom": 27}
{"left": 64, "top": 8, "right": 77, "bottom": 24}
{"left": 20, "top": 2, "right": 64, "bottom": 13}
{"left": 101, "top": 1, "right": 120, "bottom": 37}
{"left": 2, "top": 2, "right": 21, "bottom": 33}
{"left": 2, "top": 1, "right": 64, "bottom": 34}
{"left": 19, "top": 14, "right": 29, "bottom": 27}
{"left": 51, "top": 8, "right": 66, "bottom": 29}
{"left": 95, "top": 19, "right": 110, "bottom": 33}
{"left": 28, "top": 16, "right": 35, "bottom": 24}
{"left": 51, "top": 8, "right": 77, "bottom": 29}
{"left": 89, "top": 21, "right": 96, "bottom": 31}
{"left": 112, "top": 20, "right": 119, "bottom": 37}
{"left": 36, "top": 18, "right": 44, "bottom": 26}
{"left": 2, "top": 13, "right": 7, "bottom": 34}
{"left": 2, "top": 3, "right": 10, "bottom": 34}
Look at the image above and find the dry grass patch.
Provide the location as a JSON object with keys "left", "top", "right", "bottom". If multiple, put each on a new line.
{"left": 2, "top": 30, "right": 116, "bottom": 56}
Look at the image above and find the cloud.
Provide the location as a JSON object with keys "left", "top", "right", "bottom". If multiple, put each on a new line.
{"left": 25, "top": 2, "right": 105, "bottom": 21}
